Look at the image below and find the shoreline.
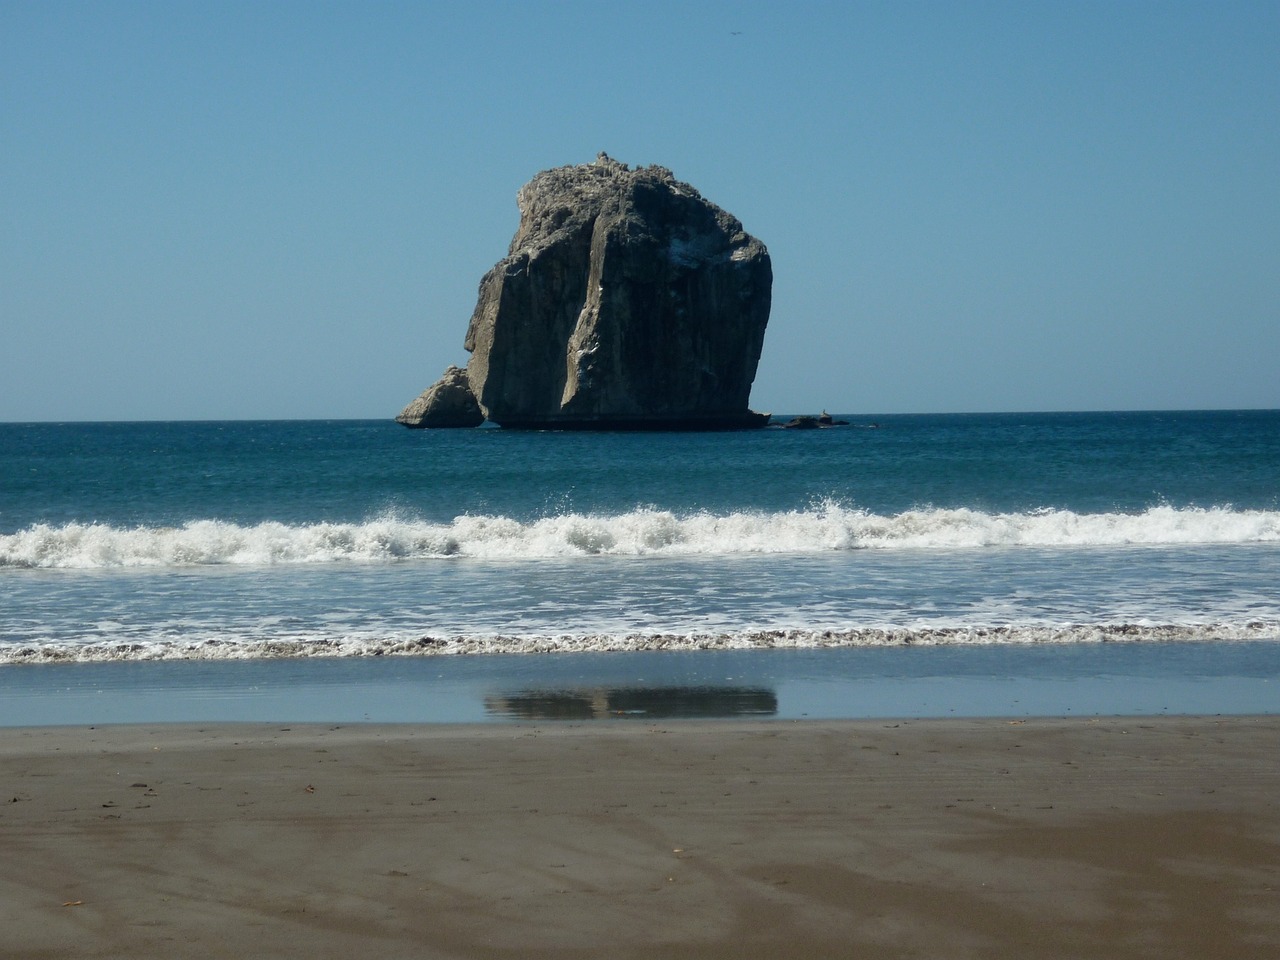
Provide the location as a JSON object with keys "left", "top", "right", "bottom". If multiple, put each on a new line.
{"left": 5, "top": 640, "right": 1280, "bottom": 728}
{"left": 5, "top": 621, "right": 1280, "bottom": 664}
{"left": 3, "top": 716, "right": 1279, "bottom": 958}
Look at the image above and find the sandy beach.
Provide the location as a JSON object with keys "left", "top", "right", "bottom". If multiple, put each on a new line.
{"left": 2, "top": 717, "right": 1278, "bottom": 959}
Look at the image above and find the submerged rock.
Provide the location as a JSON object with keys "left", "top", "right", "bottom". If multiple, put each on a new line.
{"left": 396, "top": 365, "right": 485, "bottom": 428}
{"left": 461, "top": 154, "right": 772, "bottom": 429}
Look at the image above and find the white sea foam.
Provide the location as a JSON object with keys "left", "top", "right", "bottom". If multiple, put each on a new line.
{"left": 2, "top": 621, "right": 1276, "bottom": 664}
{"left": 2, "top": 504, "right": 1278, "bottom": 569}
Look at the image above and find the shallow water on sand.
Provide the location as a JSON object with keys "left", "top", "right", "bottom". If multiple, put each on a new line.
{"left": 3, "top": 641, "right": 1276, "bottom": 726}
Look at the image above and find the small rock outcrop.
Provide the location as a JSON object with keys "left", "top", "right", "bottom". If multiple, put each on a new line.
{"left": 461, "top": 154, "right": 772, "bottom": 429}
{"left": 780, "top": 411, "right": 850, "bottom": 429}
{"left": 396, "top": 365, "right": 485, "bottom": 428}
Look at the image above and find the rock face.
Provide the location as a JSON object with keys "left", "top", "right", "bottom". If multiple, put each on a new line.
{"left": 462, "top": 155, "right": 771, "bottom": 429}
{"left": 396, "top": 365, "right": 485, "bottom": 428}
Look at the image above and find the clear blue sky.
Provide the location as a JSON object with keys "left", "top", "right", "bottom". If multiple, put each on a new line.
{"left": 3, "top": 0, "right": 1277, "bottom": 420}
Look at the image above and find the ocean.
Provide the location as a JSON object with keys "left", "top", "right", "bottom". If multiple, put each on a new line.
{"left": 2, "top": 411, "right": 1278, "bottom": 724}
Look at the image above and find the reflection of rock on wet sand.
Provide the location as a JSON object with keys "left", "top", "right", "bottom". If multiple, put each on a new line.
{"left": 485, "top": 686, "right": 777, "bottom": 721}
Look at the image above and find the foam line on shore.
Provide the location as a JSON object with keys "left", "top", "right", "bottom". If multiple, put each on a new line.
{"left": 3, "top": 621, "right": 1277, "bottom": 664}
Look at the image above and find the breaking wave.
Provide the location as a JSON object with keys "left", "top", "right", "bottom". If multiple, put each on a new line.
{"left": 3, "top": 504, "right": 1278, "bottom": 569}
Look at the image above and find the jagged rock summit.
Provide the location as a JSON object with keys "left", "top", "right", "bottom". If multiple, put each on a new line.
{"left": 399, "top": 154, "right": 772, "bottom": 429}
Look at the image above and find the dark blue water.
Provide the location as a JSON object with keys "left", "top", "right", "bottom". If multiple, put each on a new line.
{"left": 4, "top": 410, "right": 1277, "bottom": 531}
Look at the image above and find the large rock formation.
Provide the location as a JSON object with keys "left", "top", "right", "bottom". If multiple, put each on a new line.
{"left": 460, "top": 155, "right": 772, "bottom": 429}
{"left": 396, "top": 365, "right": 485, "bottom": 428}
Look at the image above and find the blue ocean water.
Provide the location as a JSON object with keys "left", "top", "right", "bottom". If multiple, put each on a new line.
{"left": 2, "top": 411, "right": 1278, "bottom": 723}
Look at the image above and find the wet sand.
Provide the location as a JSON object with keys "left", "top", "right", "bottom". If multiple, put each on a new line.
{"left": 2, "top": 717, "right": 1278, "bottom": 959}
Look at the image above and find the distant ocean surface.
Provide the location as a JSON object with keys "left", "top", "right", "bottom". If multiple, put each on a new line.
{"left": 2, "top": 411, "right": 1278, "bottom": 722}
